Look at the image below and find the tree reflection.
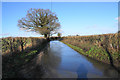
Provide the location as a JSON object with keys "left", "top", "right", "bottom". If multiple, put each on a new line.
{"left": 41, "top": 41, "right": 62, "bottom": 78}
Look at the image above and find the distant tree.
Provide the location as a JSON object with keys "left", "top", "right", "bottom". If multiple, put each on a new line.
{"left": 68, "top": 35, "right": 71, "bottom": 37}
{"left": 19, "top": 37, "right": 27, "bottom": 52}
{"left": 18, "top": 8, "right": 60, "bottom": 39}
{"left": 57, "top": 33, "right": 62, "bottom": 37}
{"left": 118, "top": 30, "right": 120, "bottom": 33}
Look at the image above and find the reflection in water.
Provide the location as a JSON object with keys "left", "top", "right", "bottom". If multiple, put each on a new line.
{"left": 41, "top": 41, "right": 118, "bottom": 78}
{"left": 84, "top": 55, "right": 118, "bottom": 78}
{"left": 41, "top": 42, "right": 62, "bottom": 78}
{"left": 77, "top": 63, "right": 88, "bottom": 78}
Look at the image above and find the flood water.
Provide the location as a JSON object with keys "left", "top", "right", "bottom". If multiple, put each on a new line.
{"left": 41, "top": 41, "right": 118, "bottom": 78}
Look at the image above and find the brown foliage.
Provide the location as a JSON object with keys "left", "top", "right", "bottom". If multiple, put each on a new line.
{"left": 2, "top": 37, "right": 46, "bottom": 55}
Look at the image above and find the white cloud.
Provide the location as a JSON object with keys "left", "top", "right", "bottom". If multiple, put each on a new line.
{"left": 85, "top": 25, "right": 118, "bottom": 34}
{"left": 115, "top": 17, "right": 118, "bottom": 20}
{"left": 0, "top": 33, "right": 10, "bottom": 36}
{"left": 115, "top": 17, "right": 120, "bottom": 22}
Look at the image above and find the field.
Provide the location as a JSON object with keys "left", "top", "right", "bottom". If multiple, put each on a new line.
{"left": 61, "top": 33, "right": 120, "bottom": 67}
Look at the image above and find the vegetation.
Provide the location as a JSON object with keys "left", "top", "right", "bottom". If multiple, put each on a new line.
{"left": 2, "top": 37, "right": 46, "bottom": 54}
{"left": 18, "top": 8, "right": 61, "bottom": 39}
{"left": 2, "top": 37, "right": 48, "bottom": 78}
{"left": 57, "top": 33, "right": 62, "bottom": 37}
{"left": 61, "top": 33, "right": 119, "bottom": 67}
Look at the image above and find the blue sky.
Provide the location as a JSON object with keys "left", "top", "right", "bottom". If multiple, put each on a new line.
{"left": 2, "top": 2, "right": 118, "bottom": 37}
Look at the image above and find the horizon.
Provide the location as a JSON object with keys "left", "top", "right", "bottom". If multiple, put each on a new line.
{"left": 1, "top": 2, "right": 118, "bottom": 38}
{"left": 1, "top": 32, "right": 118, "bottom": 38}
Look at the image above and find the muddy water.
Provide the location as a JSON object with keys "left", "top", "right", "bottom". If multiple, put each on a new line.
{"left": 41, "top": 41, "right": 118, "bottom": 78}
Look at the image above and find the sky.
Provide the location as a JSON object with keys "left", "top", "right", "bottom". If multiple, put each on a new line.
{"left": 1, "top": 0, "right": 119, "bottom": 2}
{"left": 1, "top": 2, "right": 118, "bottom": 37}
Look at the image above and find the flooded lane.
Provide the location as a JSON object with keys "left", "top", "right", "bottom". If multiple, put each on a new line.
{"left": 41, "top": 41, "right": 118, "bottom": 78}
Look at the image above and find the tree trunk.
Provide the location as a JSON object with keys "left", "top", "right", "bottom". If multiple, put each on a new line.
{"left": 44, "top": 34, "right": 47, "bottom": 38}
{"left": 10, "top": 41, "right": 13, "bottom": 53}
{"left": 47, "top": 37, "right": 50, "bottom": 41}
{"left": 21, "top": 42, "right": 24, "bottom": 52}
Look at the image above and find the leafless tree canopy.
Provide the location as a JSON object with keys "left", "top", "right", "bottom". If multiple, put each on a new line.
{"left": 18, "top": 8, "right": 60, "bottom": 38}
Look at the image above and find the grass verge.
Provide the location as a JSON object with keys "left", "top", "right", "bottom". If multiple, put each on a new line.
{"left": 61, "top": 41, "right": 111, "bottom": 65}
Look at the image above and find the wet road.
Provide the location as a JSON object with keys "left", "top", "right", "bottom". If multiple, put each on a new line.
{"left": 41, "top": 41, "right": 118, "bottom": 78}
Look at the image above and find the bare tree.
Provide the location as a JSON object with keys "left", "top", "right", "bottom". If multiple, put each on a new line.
{"left": 18, "top": 8, "right": 60, "bottom": 39}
